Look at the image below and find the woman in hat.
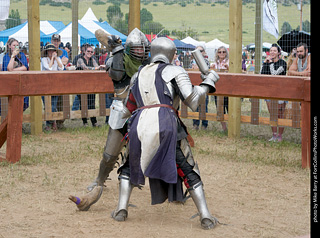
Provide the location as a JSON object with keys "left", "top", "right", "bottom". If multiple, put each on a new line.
{"left": 41, "top": 44, "right": 64, "bottom": 71}
{"left": 41, "top": 44, "right": 64, "bottom": 131}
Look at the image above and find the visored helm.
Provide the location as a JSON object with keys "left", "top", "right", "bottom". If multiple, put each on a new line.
{"left": 150, "top": 37, "right": 176, "bottom": 64}
{"left": 124, "top": 28, "right": 150, "bottom": 61}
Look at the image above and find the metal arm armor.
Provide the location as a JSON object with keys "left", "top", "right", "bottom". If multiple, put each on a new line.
{"left": 108, "top": 50, "right": 126, "bottom": 82}
{"left": 161, "top": 65, "right": 215, "bottom": 112}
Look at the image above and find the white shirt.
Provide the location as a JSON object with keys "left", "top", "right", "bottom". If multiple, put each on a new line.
{"left": 41, "top": 57, "right": 64, "bottom": 71}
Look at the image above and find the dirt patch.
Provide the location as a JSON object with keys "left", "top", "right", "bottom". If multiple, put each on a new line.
{"left": 0, "top": 125, "right": 309, "bottom": 238}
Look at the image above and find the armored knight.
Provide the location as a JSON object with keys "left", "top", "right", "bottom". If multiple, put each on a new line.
{"left": 69, "top": 28, "right": 150, "bottom": 211}
{"left": 111, "top": 37, "right": 220, "bottom": 229}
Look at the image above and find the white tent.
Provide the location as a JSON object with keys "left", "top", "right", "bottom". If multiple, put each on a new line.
{"left": 81, "top": 7, "right": 99, "bottom": 22}
{"left": 205, "top": 38, "right": 229, "bottom": 60}
{"left": 42, "top": 8, "right": 127, "bottom": 46}
{"left": 181, "top": 36, "right": 205, "bottom": 48}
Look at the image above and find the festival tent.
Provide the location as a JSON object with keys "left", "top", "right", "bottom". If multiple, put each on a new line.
{"left": 0, "top": 20, "right": 65, "bottom": 45}
{"left": 81, "top": 7, "right": 99, "bottom": 22}
{"left": 41, "top": 21, "right": 97, "bottom": 46}
{"left": 42, "top": 8, "right": 127, "bottom": 46}
{"left": 246, "top": 42, "right": 272, "bottom": 52}
{"left": 205, "top": 38, "right": 229, "bottom": 60}
{"left": 181, "top": 36, "right": 205, "bottom": 47}
{"left": 41, "top": 20, "right": 128, "bottom": 47}
{"left": 79, "top": 8, "right": 127, "bottom": 44}
{"left": 173, "top": 39, "right": 196, "bottom": 50}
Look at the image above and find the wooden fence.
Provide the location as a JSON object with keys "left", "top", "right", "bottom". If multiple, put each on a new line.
{"left": 0, "top": 71, "right": 310, "bottom": 168}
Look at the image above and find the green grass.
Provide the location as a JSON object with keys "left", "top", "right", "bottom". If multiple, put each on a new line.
{"left": 8, "top": 1, "right": 310, "bottom": 45}
{"left": 0, "top": 118, "right": 302, "bottom": 170}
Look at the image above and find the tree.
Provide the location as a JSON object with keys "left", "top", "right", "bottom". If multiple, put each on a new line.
{"left": 141, "top": 21, "right": 164, "bottom": 35}
{"left": 141, "top": 8, "right": 153, "bottom": 25}
{"left": 280, "top": 21, "right": 292, "bottom": 36}
{"left": 106, "top": 5, "right": 123, "bottom": 25}
{"left": 5, "top": 9, "right": 21, "bottom": 30}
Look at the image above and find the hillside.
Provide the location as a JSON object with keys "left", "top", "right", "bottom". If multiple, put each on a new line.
{"left": 8, "top": 1, "right": 311, "bottom": 45}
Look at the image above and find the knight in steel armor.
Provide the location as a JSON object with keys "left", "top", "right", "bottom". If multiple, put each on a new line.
{"left": 111, "top": 37, "right": 220, "bottom": 229}
{"left": 69, "top": 28, "right": 150, "bottom": 211}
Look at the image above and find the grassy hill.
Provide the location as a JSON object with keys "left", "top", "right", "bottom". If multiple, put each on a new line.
{"left": 8, "top": 1, "right": 310, "bottom": 45}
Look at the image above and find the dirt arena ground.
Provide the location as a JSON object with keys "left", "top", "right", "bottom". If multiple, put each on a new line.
{"left": 0, "top": 123, "right": 310, "bottom": 238}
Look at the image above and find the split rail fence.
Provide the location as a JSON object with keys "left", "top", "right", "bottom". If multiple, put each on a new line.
{"left": 0, "top": 71, "right": 310, "bottom": 168}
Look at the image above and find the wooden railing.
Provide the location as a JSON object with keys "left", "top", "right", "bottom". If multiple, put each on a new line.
{"left": 0, "top": 71, "right": 310, "bottom": 168}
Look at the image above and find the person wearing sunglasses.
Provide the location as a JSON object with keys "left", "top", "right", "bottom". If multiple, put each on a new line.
{"left": 76, "top": 45, "right": 103, "bottom": 127}
{"left": 212, "top": 46, "right": 229, "bottom": 71}
{"left": 212, "top": 46, "right": 229, "bottom": 132}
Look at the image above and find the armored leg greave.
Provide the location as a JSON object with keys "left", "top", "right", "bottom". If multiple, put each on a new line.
{"left": 111, "top": 175, "right": 133, "bottom": 221}
{"left": 87, "top": 128, "right": 126, "bottom": 192}
{"left": 188, "top": 182, "right": 218, "bottom": 230}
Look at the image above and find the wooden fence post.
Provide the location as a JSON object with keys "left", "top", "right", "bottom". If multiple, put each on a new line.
{"left": 28, "top": 0, "right": 42, "bottom": 135}
{"left": 6, "top": 96, "right": 24, "bottom": 163}
{"left": 228, "top": 0, "right": 242, "bottom": 138}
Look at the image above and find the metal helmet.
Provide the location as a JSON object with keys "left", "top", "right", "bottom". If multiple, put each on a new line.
{"left": 150, "top": 37, "right": 176, "bottom": 64}
{"left": 124, "top": 28, "right": 150, "bottom": 61}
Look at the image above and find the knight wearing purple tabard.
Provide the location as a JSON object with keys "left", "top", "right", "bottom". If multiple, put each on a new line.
{"left": 111, "top": 37, "right": 220, "bottom": 230}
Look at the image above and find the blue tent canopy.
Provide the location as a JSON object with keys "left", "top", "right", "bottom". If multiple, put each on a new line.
{"left": 94, "top": 21, "right": 127, "bottom": 43}
{"left": 173, "top": 39, "right": 196, "bottom": 50}
{"left": 41, "top": 20, "right": 127, "bottom": 47}
{"left": 0, "top": 21, "right": 65, "bottom": 45}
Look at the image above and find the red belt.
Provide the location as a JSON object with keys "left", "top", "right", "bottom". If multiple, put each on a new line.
{"left": 139, "top": 104, "right": 178, "bottom": 116}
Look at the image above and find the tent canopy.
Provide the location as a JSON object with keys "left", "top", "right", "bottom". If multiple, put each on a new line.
{"left": 205, "top": 38, "right": 229, "bottom": 50}
{"left": 81, "top": 7, "right": 99, "bottom": 22}
{"left": 42, "top": 8, "right": 127, "bottom": 47}
{"left": 173, "top": 39, "right": 195, "bottom": 50}
{"left": 0, "top": 21, "right": 65, "bottom": 45}
{"left": 181, "top": 36, "right": 205, "bottom": 48}
{"left": 0, "top": 8, "right": 127, "bottom": 48}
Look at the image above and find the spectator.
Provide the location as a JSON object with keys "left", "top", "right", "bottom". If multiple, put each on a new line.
{"left": 64, "top": 42, "right": 72, "bottom": 62}
{"left": 182, "top": 51, "right": 191, "bottom": 69}
{"left": 51, "top": 34, "right": 69, "bottom": 129}
{"left": 71, "top": 43, "right": 90, "bottom": 112}
{"left": 51, "top": 34, "right": 68, "bottom": 67}
{"left": 1, "top": 38, "right": 29, "bottom": 115}
{"left": 0, "top": 47, "right": 5, "bottom": 71}
{"left": 99, "top": 48, "right": 108, "bottom": 66}
{"left": 212, "top": 46, "right": 229, "bottom": 132}
{"left": 192, "top": 45, "right": 209, "bottom": 130}
{"left": 76, "top": 45, "right": 104, "bottom": 127}
{"left": 212, "top": 46, "right": 229, "bottom": 71}
{"left": 242, "top": 54, "right": 247, "bottom": 72}
{"left": 260, "top": 43, "right": 287, "bottom": 142}
{"left": 172, "top": 50, "right": 182, "bottom": 66}
{"left": 286, "top": 48, "right": 296, "bottom": 71}
{"left": 41, "top": 44, "right": 64, "bottom": 131}
{"left": 2, "top": 38, "right": 28, "bottom": 72}
{"left": 288, "top": 43, "right": 311, "bottom": 77}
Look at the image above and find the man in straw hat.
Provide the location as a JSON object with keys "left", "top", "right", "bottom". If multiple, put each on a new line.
{"left": 51, "top": 34, "right": 69, "bottom": 66}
